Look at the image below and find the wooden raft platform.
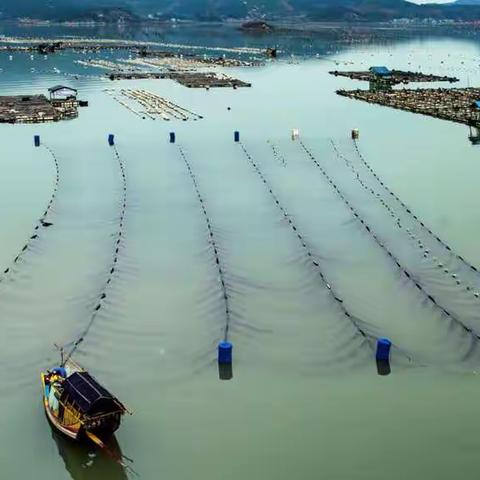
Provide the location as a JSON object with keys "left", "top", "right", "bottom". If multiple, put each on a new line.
{"left": 107, "top": 71, "right": 251, "bottom": 88}
{"left": 0, "top": 95, "right": 79, "bottom": 123}
{"left": 337, "top": 87, "right": 480, "bottom": 126}
{"left": 330, "top": 70, "right": 459, "bottom": 85}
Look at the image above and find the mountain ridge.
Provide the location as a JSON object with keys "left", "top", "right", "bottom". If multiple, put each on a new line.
{"left": 1, "top": 0, "right": 480, "bottom": 22}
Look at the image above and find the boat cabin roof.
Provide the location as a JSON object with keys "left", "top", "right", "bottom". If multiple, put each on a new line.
{"left": 63, "top": 371, "right": 124, "bottom": 416}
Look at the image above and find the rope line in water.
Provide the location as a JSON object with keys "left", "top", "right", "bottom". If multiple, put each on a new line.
{"left": 0, "top": 144, "right": 59, "bottom": 282}
{"left": 267, "top": 140, "right": 286, "bottom": 167}
{"left": 238, "top": 142, "right": 373, "bottom": 346}
{"left": 299, "top": 140, "right": 480, "bottom": 344}
{"left": 177, "top": 146, "right": 232, "bottom": 342}
{"left": 332, "top": 140, "right": 480, "bottom": 298}
{"left": 352, "top": 139, "right": 480, "bottom": 275}
{"left": 64, "top": 144, "right": 127, "bottom": 362}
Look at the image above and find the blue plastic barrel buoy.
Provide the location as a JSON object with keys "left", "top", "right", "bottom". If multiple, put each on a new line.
{"left": 234, "top": 131, "right": 240, "bottom": 142}
{"left": 34, "top": 135, "right": 40, "bottom": 147}
{"left": 108, "top": 134, "right": 115, "bottom": 146}
{"left": 170, "top": 132, "right": 176, "bottom": 143}
{"left": 218, "top": 341, "right": 233, "bottom": 365}
{"left": 376, "top": 337, "right": 392, "bottom": 362}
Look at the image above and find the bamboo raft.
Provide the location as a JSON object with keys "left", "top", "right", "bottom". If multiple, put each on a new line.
{"left": 337, "top": 87, "right": 480, "bottom": 126}
{"left": 108, "top": 88, "right": 203, "bottom": 121}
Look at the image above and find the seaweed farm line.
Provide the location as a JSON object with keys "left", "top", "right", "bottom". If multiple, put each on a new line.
{"left": 299, "top": 140, "right": 480, "bottom": 342}
{"left": 237, "top": 141, "right": 375, "bottom": 351}
{"left": 0, "top": 36, "right": 269, "bottom": 55}
{"left": 0, "top": 144, "right": 58, "bottom": 282}
{"left": 76, "top": 55, "right": 261, "bottom": 73}
{"left": 110, "top": 89, "right": 203, "bottom": 121}
{"left": 65, "top": 143, "right": 128, "bottom": 360}
{"left": 337, "top": 87, "right": 480, "bottom": 126}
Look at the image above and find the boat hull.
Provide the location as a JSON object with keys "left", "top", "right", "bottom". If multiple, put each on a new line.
{"left": 42, "top": 373, "right": 81, "bottom": 441}
{"left": 43, "top": 400, "right": 80, "bottom": 441}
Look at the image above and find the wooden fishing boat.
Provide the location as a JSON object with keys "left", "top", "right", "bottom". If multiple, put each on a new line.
{"left": 41, "top": 358, "right": 128, "bottom": 444}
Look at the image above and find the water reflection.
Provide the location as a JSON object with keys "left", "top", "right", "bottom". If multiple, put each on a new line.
{"left": 376, "top": 360, "right": 391, "bottom": 376}
{"left": 218, "top": 363, "right": 233, "bottom": 381}
{"left": 51, "top": 427, "right": 128, "bottom": 480}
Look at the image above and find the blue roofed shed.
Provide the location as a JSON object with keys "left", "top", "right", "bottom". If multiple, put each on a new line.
{"left": 369, "top": 66, "right": 391, "bottom": 77}
{"left": 473, "top": 100, "right": 480, "bottom": 110}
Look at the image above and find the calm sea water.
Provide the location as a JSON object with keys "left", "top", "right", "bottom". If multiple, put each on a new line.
{"left": 1, "top": 25, "right": 480, "bottom": 479}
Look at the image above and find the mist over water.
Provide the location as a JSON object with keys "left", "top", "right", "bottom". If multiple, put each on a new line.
{"left": 1, "top": 25, "right": 480, "bottom": 479}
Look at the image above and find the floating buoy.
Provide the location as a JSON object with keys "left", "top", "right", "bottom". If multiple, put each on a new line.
{"left": 169, "top": 132, "right": 176, "bottom": 144}
{"left": 234, "top": 131, "right": 240, "bottom": 143}
{"left": 108, "top": 134, "right": 115, "bottom": 146}
{"left": 218, "top": 341, "right": 233, "bottom": 365}
{"left": 376, "top": 337, "right": 392, "bottom": 362}
{"left": 34, "top": 135, "right": 40, "bottom": 147}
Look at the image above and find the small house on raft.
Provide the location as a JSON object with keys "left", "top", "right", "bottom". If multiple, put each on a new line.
{"left": 368, "top": 66, "right": 393, "bottom": 92}
{"left": 48, "top": 85, "right": 78, "bottom": 101}
{"left": 47, "top": 85, "right": 88, "bottom": 116}
{"left": 48, "top": 85, "right": 87, "bottom": 110}
{"left": 369, "top": 66, "right": 392, "bottom": 77}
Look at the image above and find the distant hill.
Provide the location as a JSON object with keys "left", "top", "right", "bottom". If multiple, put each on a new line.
{"left": 454, "top": 0, "right": 480, "bottom": 5}
{"left": 1, "top": 0, "right": 480, "bottom": 22}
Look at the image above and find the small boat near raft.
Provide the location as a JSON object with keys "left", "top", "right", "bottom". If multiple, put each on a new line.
{"left": 41, "top": 358, "right": 129, "bottom": 444}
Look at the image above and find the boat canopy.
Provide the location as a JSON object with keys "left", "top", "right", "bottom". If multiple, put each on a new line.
{"left": 62, "top": 372, "right": 124, "bottom": 416}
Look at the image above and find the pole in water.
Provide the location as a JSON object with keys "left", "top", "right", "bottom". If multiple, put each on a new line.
{"left": 34, "top": 135, "right": 40, "bottom": 147}
{"left": 108, "top": 134, "right": 115, "bottom": 146}
{"left": 218, "top": 341, "right": 233, "bottom": 365}
{"left": 234, "top": 131, "right": 240, "bottom": 143}
{"left": 170, "top": 132, "right": 176, "bottom": 144}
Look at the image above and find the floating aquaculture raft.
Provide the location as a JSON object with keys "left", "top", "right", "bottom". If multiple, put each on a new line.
{"left": 0, "top": 95, "right": 80, "bottom": 123}
{"left": 330, "top": 69, "right": 458, "bottom": 86}
{"left": 337, "top": 87, "right": 480, "bottom": 126}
